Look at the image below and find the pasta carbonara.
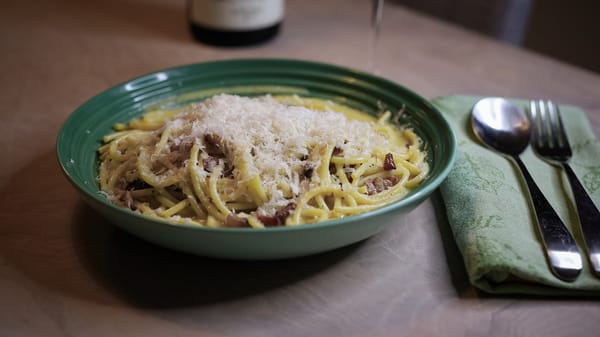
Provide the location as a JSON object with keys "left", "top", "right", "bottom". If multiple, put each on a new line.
{"left": 98, "top": 94, "right": 428, "bottom": 228}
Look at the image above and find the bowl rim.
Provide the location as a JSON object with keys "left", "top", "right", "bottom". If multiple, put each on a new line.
{"left": 57, "top": 58, "right": 456, "bottom": 233}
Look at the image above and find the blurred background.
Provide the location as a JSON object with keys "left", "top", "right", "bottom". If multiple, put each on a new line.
{"left": 393, "top": 0, "right": 600, "bottom": 73}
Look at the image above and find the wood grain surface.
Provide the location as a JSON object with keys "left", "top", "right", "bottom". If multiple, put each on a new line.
{"left": 1, "top": 0, "right": 599, "bottom": 336}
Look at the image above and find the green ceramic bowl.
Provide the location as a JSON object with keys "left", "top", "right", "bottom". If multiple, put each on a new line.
{"left": 57, "top": 59, "right": 456, "bottom": 260}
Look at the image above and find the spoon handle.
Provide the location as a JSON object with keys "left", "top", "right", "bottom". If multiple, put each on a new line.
{"left": 512, "top": 155, "right": 582, "bottom": 282}
{"left": 562, "top": 162, "right": 600, "bottom": 276}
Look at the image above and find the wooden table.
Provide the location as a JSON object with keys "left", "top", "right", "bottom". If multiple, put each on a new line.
{"left": 2, "top": 1, "right": 599, "bottom": 336}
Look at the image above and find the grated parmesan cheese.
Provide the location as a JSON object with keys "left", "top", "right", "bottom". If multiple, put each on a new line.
{"left": 166, "top": 94, "right": 395, "bottom": 214}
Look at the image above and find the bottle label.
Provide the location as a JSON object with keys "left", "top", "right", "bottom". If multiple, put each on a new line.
{"left": 189, "top": 0, "right": 284, "bottom": 30}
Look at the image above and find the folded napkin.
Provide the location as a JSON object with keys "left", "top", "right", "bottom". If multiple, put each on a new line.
{"left": 431, "top": 95, "right": 600, "bottom": 295}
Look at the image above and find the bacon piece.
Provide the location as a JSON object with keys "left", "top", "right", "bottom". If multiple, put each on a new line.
{"left": 365, "top": 176, "right": 399, "bottom": 195}
{"left": 332, "top": 146, "right": 343, "bottom": 156}
{"left": 257, "top": 202, "right": 297, "bottom": 227}
{"left": 384, "top": 153, "right": 396, "bottom": 171}
{"left": 386, "top": 176, "right": 399, "bottom": 186}
{"left": 257, "top": 214, "right": 279, "bottom": 227}
{"left": 329, "top": 163, "right": 337, "bottom": 174}
{"left": 204, "top": 133, "right": 224, "bottom": 156}
{"left": 224, "top": 213, "right": 250, "bottom": 228}
{"left": 303, "top": 164, "right": 314, "bottom": 178}
{"left": 365, "top": 180, "right": 377, "bottom": 195}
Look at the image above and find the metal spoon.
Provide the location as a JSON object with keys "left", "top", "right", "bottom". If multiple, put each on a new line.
{"left": 471, "top": 97, "right": 582, "bottom": 282}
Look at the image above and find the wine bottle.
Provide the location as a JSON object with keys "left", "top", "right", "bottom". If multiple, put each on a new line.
{"left": 188, "top": 0, "right": 284, "bottom": 47}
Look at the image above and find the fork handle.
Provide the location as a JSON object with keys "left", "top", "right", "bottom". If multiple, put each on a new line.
{"left": 512, "top": 155, "right": 583, "bottom": 281}
{"left": 562, "top": 163, "right": 600, "bottom": 276}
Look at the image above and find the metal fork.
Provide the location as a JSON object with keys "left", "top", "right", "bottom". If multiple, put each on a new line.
{"left": 530, "top": 100, "right": 600, "bottom": 276}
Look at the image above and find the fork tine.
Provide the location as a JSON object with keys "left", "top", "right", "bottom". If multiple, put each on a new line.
{"left": 548, "top": 101, "right": 571, "bottom": 150}
{"left": 547, "top": 101, "right": 558, "bottom": 148}
{"left": 530, "top": 100, "right": 541, "bottom": 147}
{"left": 539, "top": 99, "right": 552, "bottom": 148}
{"left": 531, "top": 99, "right": 551, "bottom": 148}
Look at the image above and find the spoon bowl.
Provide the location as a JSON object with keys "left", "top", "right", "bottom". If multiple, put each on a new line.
{"left": 472, "top": 97, "right": 531, "bottom": 155}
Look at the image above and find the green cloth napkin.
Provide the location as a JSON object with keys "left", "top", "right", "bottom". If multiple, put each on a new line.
{"left": 431, "top": 95, "right": 600, "bottom": 295}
